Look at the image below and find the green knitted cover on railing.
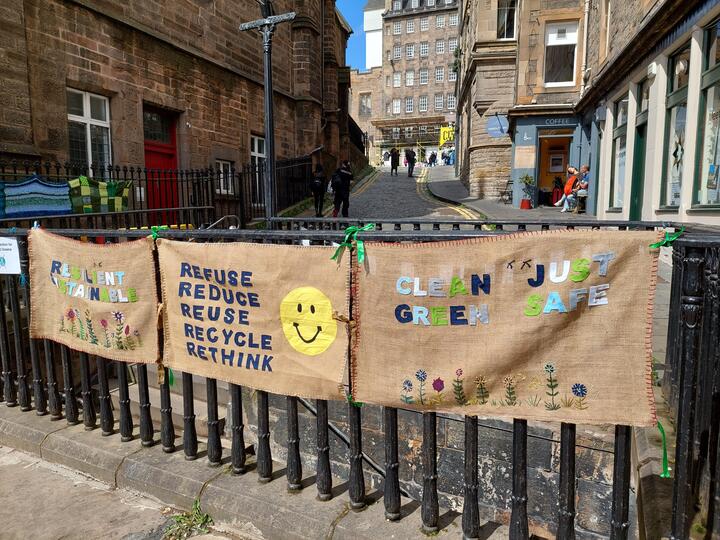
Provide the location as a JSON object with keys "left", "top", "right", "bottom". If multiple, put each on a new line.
{"left": 68, "top": 176, "right": 132, "bottom": 214}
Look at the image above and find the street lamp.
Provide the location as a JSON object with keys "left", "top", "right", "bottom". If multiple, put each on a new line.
{"left": 239, "top": 1, "right": 296, "bottom": 227}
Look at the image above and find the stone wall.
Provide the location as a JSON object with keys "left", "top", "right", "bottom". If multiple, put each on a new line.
{"left": 238, "top": 394, "right": 637, "bottom": 540}
{"left": 0, "top": 0, "right": 351, "bottom": 172}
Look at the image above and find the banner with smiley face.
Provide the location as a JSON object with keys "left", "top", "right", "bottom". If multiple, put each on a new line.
{"left": 157, "top": 239, "right": 349, "bottom": 400}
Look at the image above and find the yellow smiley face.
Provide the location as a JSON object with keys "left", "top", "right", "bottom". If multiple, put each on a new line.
{"left": 280, "top": 287, "right": 337, "bottom": 356}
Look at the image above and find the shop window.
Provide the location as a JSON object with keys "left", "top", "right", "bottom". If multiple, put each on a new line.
{"left": 609, "top": 95, "right": 628, "bottom": 208}
{"left": 497, "top": 0, "right": 516, "bottom": 40}
{"left": 661, "top": 44, "right": 690, "bottom": 207}
{"left": 544, "top": 22, "right": 578, "bottom": 87}
{"left": 695, "top": 21, "right": 720, "bottom": 205}
{"left": 67, "top": 89, "right": 112, "bottom": 169}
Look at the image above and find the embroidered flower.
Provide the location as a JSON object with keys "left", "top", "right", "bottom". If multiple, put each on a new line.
{"left": 134, "top": 330, "right": 140, "bottom": 337}
{"left": 402, "top": 379, "right": 413, "bottom": 392}
{"left": 415, "top": 369, "right": 427, "bottom": 382}
{"left": 66, "top": 309, "right": 76, "bottom": 320}
{"left": 543, "top": 363, "right": 556, "bottom": 375}
{"left": 572, "top": 383, "right": 588, "bottom": 398}
{"left": 474, "top": 375, "right": 486, "bottom": 385}
{"left": 124, "top": 325, "right": 130, "bottom": 336}
{"left": 100, "top": 319, "right": 108, "bottom": 328}
{"left": 432, "top": 378, "right": 445, "bottom": 392}
{"left": 111, "top": 311, "right": 124, "bottom": 323}
{"left": 503, "top": 375, "right": 515, "bottom": 387}
{"left": 455, "top": 368, "right": 463, "bottom": 377}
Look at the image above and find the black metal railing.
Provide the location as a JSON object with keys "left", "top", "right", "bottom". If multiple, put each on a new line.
{"left": 0, "top": 157, "right": 314, "bottom": 229}
{"left": 0, "top": 220, "right": 717, "bottom": 539}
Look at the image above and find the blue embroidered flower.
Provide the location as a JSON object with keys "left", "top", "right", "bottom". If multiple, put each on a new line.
{"left": 571, "top": 383, "right": 588, "bottom": 398}
{"left": 402, "top": 379, "right": 413, "bottom": 392}
{"left": 543, "top": 363, "right": 556, "bottom": 375}
{"left": 415, "top": 369, "right": 427, "bottom": 382}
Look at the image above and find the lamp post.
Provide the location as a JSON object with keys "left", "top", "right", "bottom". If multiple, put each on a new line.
{"left": 239, "top": 1, "right": 296, "bottom": 227}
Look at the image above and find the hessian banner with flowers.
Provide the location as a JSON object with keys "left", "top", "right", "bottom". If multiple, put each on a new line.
{"left": 351, "top": 230, "right": 660, "bottom": 426}
{"left": 29, "top": 229, "right": 159, "bottom": 364}
{"left": 157, "top": 239, "right": 350, "bottom": 401}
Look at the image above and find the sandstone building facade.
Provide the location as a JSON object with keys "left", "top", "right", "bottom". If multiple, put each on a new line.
{"left": 0, "top": 0, "right": 352, "bottom": 176}
{"left": 351, "top": 0, "right": 459, "bottom": 166}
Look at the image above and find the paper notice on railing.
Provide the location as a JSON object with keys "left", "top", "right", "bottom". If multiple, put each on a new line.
{"left": 157, "top": 239, "right": 349, "bottom": 401}
{"left": 28, "top": 229, "right": 159, "bottom": 364}
{"left": 351, "top": 229, "right": 662, "bottom": 427}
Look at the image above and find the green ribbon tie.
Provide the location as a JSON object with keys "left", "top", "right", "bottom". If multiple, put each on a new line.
{"left": 346, "top": 393, "right": 364, "bottom": 408}
{"left": 331, "top": 224, "right": 376, "bottom": 263}
{"left": 168, "top": 368, "right": 175, "bottom": 387}
{"left": 150, "top": 225, "right": 169, "bottom": 240}
{"left": 657, "top": 420, "right": 671, "bottom": 478}
{"left": 650, "top": 226, "right": 685, "bottom": 249}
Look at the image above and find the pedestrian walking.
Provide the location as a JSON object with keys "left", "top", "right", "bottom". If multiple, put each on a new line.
{"left": 405, "top": 148, "right": 417, "bottom": 177}
{"left": 310, "top": 163, "right": 326, "bottom": 217}
{"left": 331, "top": 160, "right": 353, "bottom": 218}
{"left": 390, "top": 147, "right": 400, "bottom": 176}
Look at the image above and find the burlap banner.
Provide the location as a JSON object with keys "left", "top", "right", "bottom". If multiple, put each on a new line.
{"left": 352, "top": 230, "right": 660, "bottom": 426}
{"left": 29, "top": 229, "right": 159, "bottom": 363}
{"left": 157, "top": 239, "right": 350, "bottom": 400}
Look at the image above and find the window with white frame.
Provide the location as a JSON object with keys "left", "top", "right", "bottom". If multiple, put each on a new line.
{"left": 419, "top": 68, "right": 429, "bottom": 84}
{"left": 392, "top": 127, "right": 400, "bottom": 139}
{"left": 406, "top": 70, "right": 415, "bottom": 86}
{"left": 393, "top": 21, "right": 402, "bottom": 34}
{"left": 406, "top": 97, "right": 414, "bottom": 113}
{"left": 444, "top": 0, "right": 452, "bottom": 4}
{"left": 447, "top": 94, "right": 456, "bottom": 110}
{"left": 250, "top": 136, "right": 266, "bottom": 205}
{"left": 544, "top": 22, "right": 578, "bottom": 86}
{"left": 386, "top": 75, "right": 391, "bottom": 87}
{"left": 420, "top": 125, "right": 428, "bottom": 134}
{"left": 393, "top": 0, "right": 401, "bottom": 11}
{"left": 420, "top": 17, "right": 429, "bottom": 31}
{"left": 497, "top": 0, "right": 517, "bottom": 40}
{"left": 393, "top": 72, "right": 402, "bottom": 87}
{"left": 435, "top": 66, "right": 445, "bottom": 82}
{"left": 393, "top": 99, "right": 401, "bottom": 114}
{"left": 215, "top": 159, "right": 234, "bottom": 195}
{"left": 386, "top": 101, "right": 392, "bottom": 114}
{"left": 393, "top": 44, "right": 402, "bottom": 59}
{"left": 436, "top": 15, "right": 446, "bottom": 28}
{"left": 610, "top": 95, "right": 628, "bottom": 208}
{"left": 407, "top": 19, "right": 415, "bottom": 33}
{"left": 411, "top": 0, "right": 419, "bottom": 7}
{"left": 66, "top": 89, "right": 112, "bottom": 168}
{"left": 449, "top": 69, "right": 457, "bottom": 82}
{"left": 419, "top": 95, "right": 428, "bottom": 112}
{"left": 449, "top": 13, "right": 458, "bottom": 26}
{"left": 435, "top": 94, "right": 444, "bottom": 110}
{"left": 427, "top": 0, "right": 435, "bottom": 6}
{"left": 449, "top": 37, "right": 458, "bottom": 53}
{"left": 406, "top": 43, "right": 415, "bottom": 58}
{"left": 405, "top": 127, "right": 414, "bottom": 138}
{"left": 436, "top": 39, "right": 445, "bottom": 54}
{"left": 420, "top": 42, "right": 429, "bottom": 56}
{"left": 359, "top": 93, "right": 372, "bottom": 116}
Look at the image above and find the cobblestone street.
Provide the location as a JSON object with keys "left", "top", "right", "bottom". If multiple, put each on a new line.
{"left": 346, "top": 166, "right": 478, "bottom": 220}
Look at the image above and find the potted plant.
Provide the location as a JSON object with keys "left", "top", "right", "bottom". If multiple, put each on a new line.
{"left": 520, "top": 174, "right": 536, "bottom": 209}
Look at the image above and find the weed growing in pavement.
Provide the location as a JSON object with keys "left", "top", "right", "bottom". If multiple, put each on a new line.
{"left": 164, "top": 499, "right": 213, "bottom": 540}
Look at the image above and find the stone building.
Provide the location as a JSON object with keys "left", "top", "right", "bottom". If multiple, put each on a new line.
{"left": 0, "top": 0, "right": 352, "bottom": 176}
{"left": 350, "top": 0, "right": 459, "bottom": 166}
{"left": 455, "top": 0, "right": 517, "bottom": 199}
{"left": 577, "top": 0, "right": 720, "bottom": 225}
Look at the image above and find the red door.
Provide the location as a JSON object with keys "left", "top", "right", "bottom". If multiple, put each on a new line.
{"left": 143, "top": 107, "right": 178, "bottom": 223}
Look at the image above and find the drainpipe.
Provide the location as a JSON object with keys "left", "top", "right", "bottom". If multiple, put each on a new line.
{"left": 579, "top": 0, "right": 591, "bottom": 97}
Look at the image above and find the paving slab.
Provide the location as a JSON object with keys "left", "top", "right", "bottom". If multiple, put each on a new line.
{"left": 41, "top": 420, "right": 145, "bottom": 485}
{"left": 117, "top": 440, "right": 223, "bottom": 510}
{"left": 0, "top": 404, "right": 65, "bottom": 456}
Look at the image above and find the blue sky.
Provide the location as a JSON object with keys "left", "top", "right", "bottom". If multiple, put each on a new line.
{"left": 337, "top": 1, "right": 365, "bottom": 70}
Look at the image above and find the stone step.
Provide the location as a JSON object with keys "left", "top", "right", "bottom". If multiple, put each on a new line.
{"left": 142, "top": 364, "right": 231, "bottom": 406}
{"left": 109, "top": 382, "right": 226, "bottom": 439}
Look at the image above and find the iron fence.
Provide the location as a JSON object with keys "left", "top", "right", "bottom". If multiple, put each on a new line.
{"left": 0, "top": 219, "right": 716, "bottom": 539}
{"left": 0, "top": 157, "right": 314, "bottom": 229}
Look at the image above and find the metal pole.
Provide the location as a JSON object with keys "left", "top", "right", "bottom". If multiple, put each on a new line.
{"left": 262, "top": 25, "right": 276, "bottom": 228}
